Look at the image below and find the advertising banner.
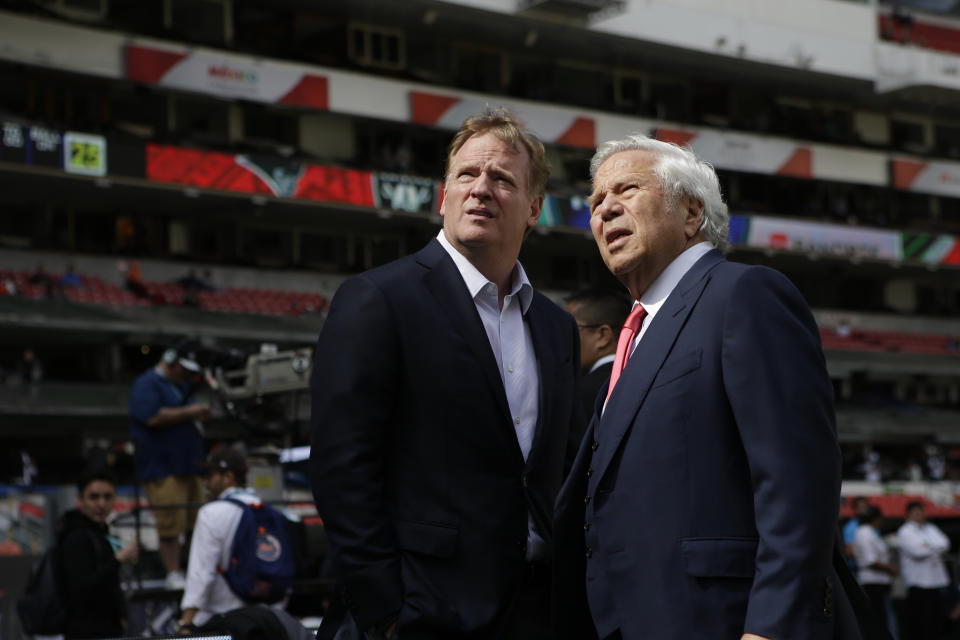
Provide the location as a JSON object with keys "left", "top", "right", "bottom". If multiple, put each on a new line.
{"left": 0, "top": 121, "right": 62, "bottom": 169}
{"left": 126, "top": 43, "right": 329, "bottom": 110}
{"left": 410, "top": 90, "right": 596, "bottom": 149}
{"left": 738, "top": 215, "right": 902, "bottom": 260}
{"left": 146, "top": 144, "right": 376, "bottom": 207}
{"left": 63, "top": 132, "right": 107, "bottom": 177}
{"left": 655, "top": 127, "right": 812, "bottom": 178}
{"left": 901, "top": 232, "right": 960, "bottom": 265}
{"left": 892, "top": 157, "right": 960, "bottom": 198}
{"left": 372, "top": 173, "right": 438, "bottom": 213}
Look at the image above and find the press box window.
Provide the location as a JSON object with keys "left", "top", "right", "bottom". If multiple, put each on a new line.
{"left": 348, "top": 23, "right": 405, "bottom": 70}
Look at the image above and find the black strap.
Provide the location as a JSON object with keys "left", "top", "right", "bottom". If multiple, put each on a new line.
{"left": 832, "top": 535, "right": 894, "bottom": 640}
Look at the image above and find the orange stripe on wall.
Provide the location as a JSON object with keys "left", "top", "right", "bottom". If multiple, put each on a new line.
{"left": 892, "top": 159, "right": 929, "bottom": 190}
{"left": 654, "top": 128, "right": 698, "bottom": 147}
{"left": 410, "top": 91, "right": 461, "bottom": 125}
{"left": 776, "top": 148, "right": 812, "bottom": 178}
{"left": 554, "top": 118, "right": 596, "bottom": 149}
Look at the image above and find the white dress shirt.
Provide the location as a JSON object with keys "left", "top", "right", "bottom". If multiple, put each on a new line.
{"left": 853, "top": 524, "right": 893, "bottom": 585}
{"left": 181, "top": 487, "right": 261, "bottom": 625}
{"left": 437, "top": 231, "right": 544, "bottom": 559}
{"left": 897, "top": 520, "right": 950, "bottom": 588}
{"left": 632, "top": 241, "right": 714, "bottom": 353}
{"left": 588, "top": 353, "right": 616, "bottom": 375}
{"left": 601, "top": 242, "right": 713, "bottom": 416}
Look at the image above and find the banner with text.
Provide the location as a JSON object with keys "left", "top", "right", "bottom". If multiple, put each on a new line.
{"left": 126, "top": 42, "right": 329, "bottom": 110}
{"left": 733, "top": 214, "right": 902, "bottom": 260}
{"left": 372, "top": 173, "right": 438, "bottom": 214}
{"left": 655, "top": 127, "right": 813, "bottom": 178}
{"left": 146, "top": 144, "right": 374, "bottom": 207}
{"left": 411, "top": 91, "right": 596, "bottom": 149}
{"left": 892, "top": 157, "right": 960, "bottom": 198}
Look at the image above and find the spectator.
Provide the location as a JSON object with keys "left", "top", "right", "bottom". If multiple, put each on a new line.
{"left": 200, "top": 269, "right": 218, "bottom": 291}
{"left": 176, "top": 269, "right": 217, "bottom": 307}
{"left": 898, "top": 501, "right": 950, "bottom": 640}
{"left": 60, "top": 264, "right": 84, "bottom": 289}
{"left": 128, "top": 344, "right": 210, "bottom": 589}
{"left": 125, "top": 260, "right": 150, "bottom": 299}
{"left": 844, "top": 496, "right": 872, "bottom": 571}
{"left": 907, "top": 458, "right": 924, "bottom": 482}
{"left": 59, "top": 466, "right": 138, "bottom": 639}
{"left": 852, "top": 506, "right": 897, "bottom": 633}
{"left": 565, "top": 289, "right": 631, "bottom": 423}
{"left": 176, "top": 269, "right": 205, "bottom": 292}
{"left": 178, "top": 447, "right": 275, "bottom": 630}
{"left": 16, "top": 348, "right": 43, "bottom": 385}
{"left": 28, "top": 262, "right": 60, "bottom": 298}
{"left": 863, "top": 449, "right": 883, "bottom": 483}
{"left": 1, "top": 275, "right": 17, "bottom": 297}
{"left": 926, "top": 443, "right": 946, "bottom": 481}
{"left": 892, "top": 3, "right": 915, "bottom": 44}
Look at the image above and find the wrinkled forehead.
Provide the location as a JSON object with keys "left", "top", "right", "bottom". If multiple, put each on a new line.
{"left": 593, "top": 149, "right": 658, "bottom": 184}
{"left": 589, "top": 150, "right": 660, "bottom": 204}
{"left": 451, "top": 132, "right": 529, "bottom": 167}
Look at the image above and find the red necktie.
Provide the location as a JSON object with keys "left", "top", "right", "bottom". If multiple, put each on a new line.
{"left": 605, "top": 304, "right": 647, "bottom": 404}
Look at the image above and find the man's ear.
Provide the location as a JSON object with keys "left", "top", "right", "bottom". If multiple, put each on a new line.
{"left": 528, "top": 195, "right": 544, "bottom": 228}
{"left": 682, "top": 195, "right": 704, "bottom": 239}
{"left": 596, "top": 324, "right": 615, "bottom": 351}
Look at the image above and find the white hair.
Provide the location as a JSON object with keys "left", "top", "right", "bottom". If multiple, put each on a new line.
{"left": 590, "top": 134, "right": 730, "bottom": 252}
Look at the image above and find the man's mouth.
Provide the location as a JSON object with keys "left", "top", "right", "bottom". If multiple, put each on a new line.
{"left": 466, "top": 207, "right": 494, "bottom": 218}
{"left": 605, "top": 228, "right": 631, "bottom": 246}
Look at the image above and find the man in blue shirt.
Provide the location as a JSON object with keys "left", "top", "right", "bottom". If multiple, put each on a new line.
{"left": 128, "top": 345, "right": 210, "bottom": 589}
{"left": 843, "top": 496, "right": 871, "bottom": 571}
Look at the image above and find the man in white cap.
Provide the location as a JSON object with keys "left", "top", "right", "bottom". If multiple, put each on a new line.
{"left": 129, "top": 343, "right": 211, "bottom": 588}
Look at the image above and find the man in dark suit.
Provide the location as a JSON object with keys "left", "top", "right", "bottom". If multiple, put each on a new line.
{"left": 553, "top": 134, "right": 862, "bottom": 640}
{"left": 310, "top": 109, "right": 581, "bottom": 640}
{"left": 565, "top": 290, "right": 631, "bottom": 424}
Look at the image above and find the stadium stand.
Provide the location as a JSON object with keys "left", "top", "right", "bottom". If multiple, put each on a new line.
{"left": 1, "top": 0, "right": 960, "bottom": 636}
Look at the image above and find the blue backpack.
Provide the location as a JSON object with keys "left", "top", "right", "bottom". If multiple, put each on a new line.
{"left": 220, "top": 497, "right": 295, "bottom": 604}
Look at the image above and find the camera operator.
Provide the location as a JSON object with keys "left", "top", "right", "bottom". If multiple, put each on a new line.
{"left": 128, "top": 343, "right": 210, "bottom": 589}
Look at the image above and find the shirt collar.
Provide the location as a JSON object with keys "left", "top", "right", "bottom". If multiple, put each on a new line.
{"left": 638, "top": 242, "right": 714, "bottom": 316}
{"left": 588, "top": 353, "right": 616, "bottom": 374}
{"left": 436, "top": 231, "right": 533, "bottom": 313}
{"left": 218, "top": 486, "right": 254, "bottom": 500}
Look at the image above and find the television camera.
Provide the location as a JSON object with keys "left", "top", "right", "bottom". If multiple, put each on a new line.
{"left": 198, "top": 344, "right": 314, "bottom": 438}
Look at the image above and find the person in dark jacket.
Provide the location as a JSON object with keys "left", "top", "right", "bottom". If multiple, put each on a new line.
{"left": 59, "top": 466, "right": 138, "bottom": 639}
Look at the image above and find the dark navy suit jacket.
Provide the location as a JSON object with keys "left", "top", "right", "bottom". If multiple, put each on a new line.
{"left": 553, "top": 250, "right": 862, "bottom": 640}
{"left": 310, "top": 239, "right": 581, "bottom": 637}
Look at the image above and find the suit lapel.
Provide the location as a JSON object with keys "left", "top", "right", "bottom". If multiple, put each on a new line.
{"left": 591, "top": 250, "right": 723, "bottom": 486}
{"left": 418, "top": 239, "right": 513, "bottom": 426}
{"left": 525, "top": 294, "right": 557, "bottom": 467}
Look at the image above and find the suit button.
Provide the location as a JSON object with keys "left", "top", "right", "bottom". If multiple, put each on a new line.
{"left": 591, "top": 440, "right": 599, "bottom": 451}
{"left": 586, "top": 467, "right": 593, "bottom": 478}
{"left": 521, "top": 473, "right": 528, "bottom": 488}
{"left": 583, "top": 521, "right": 590, "bottom": 531}
{"left": 585, "top": 547, "right": 593, "bottom": 559}
{"left": 584, "top": 495, "right": 591, "bottom": 504}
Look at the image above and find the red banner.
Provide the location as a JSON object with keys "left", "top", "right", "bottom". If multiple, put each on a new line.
{"left": 146, "top": 144, "right": 374, "bottom": 207}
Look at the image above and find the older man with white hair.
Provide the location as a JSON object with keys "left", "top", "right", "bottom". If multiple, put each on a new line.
{"left": 553, "top": 134, "right": 863, "bottom": 640}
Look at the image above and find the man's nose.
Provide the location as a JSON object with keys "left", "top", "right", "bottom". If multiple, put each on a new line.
{"left": 595, "top": 194, "right": 620, "bottom": 221}
{"left": 470, "top": 172, "right": 493, "bottom": 199}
